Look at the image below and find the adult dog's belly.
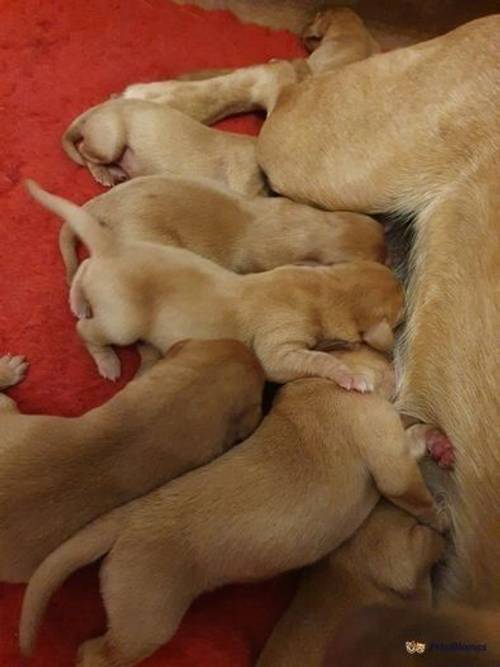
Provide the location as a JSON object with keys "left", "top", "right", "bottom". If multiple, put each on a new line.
{"left": 258, "top": 15, "right": 500, "bottom": 606}
{"left": 257, "top": 15, "right": 500, "bottom": 216}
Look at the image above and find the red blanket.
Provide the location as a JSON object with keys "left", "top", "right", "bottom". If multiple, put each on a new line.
{"left": 0, "top": 1, "right": 305, "bottom": 664}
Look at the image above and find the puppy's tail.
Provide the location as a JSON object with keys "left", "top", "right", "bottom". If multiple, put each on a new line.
{"left": 19, "top": 506, "right": 127, "bottom": 657}
{"left": 61, "top": 107, "right": 93, "bottom": 165}
{"left": 59, "top": 223, "right": 80, "bottom": 285}
{"left": 26, "top": 179, "right": 112, "bottom": 259}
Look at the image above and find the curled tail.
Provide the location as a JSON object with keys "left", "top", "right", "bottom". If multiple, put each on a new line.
{"left": 26, "top": 179, "right": 112, "bottom": 258}
{"left": 19, "top": 508, "right": 126, "bottom": 657}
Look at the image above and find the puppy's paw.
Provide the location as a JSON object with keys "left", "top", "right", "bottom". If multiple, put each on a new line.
{"left": 0, "top": 354, "right": 29, "bottom": 388}
{"left": 70, "top": 289, "right": 91, "bottom": 321}
{"left": 422, "top": 497, "right": 451, "bottom": 535}
{"left": 425, "top": 429, "right": 455, "bottom": 469}
{"left": 335, "top": 368, "right": 375, "bottom": 393}
{"left": 86, "top": 162, "right": 127, "bottom": 188}
{"left": 122, "top": 81, "right": 171, "bottom": 100}
{"left": 96, "top": 352, "right": 121, "bottom": 382}
{"left": 122, "top": 82, "right": 150, "bottom": 99}
{"left": 76, "top": 636, "right": 110, "bottom": 667}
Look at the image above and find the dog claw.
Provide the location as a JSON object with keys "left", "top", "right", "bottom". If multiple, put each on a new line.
{"left": 96, "top": 354, "right": 121, "bottom": 382}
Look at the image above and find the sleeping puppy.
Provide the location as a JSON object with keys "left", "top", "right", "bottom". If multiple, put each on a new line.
{"left": 28, "top": 180, "right": 402, "bottom": 393}
{"left": 19, "top": 346, "right": 447, "bottom": 667}
{"left": 59, "top": 174, "right": 386, "bottom": 283}
{"left": 62, "top": 98, "right": 266, "bottom": 197}
{"left": 256, "top": 500, "right": 446, "bottom": 667}
{"left": 0, "top": 339, "right": 263, "bottom": 583}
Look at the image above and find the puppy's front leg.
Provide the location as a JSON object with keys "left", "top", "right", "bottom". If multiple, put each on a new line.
{"left": 254, "top": 339, "right": 374, "bottom": 392}
{"left": 77, "top": 319, "right": 121, "bottom": 381}
{"left": 364, "top": 423, "right": 449, "bottom": 533}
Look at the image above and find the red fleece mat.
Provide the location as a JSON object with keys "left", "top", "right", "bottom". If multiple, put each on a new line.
{"left": 0, "top": 1, "right": 306, "bottom": 665}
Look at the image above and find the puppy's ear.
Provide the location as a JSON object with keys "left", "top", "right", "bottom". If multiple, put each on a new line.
{"left": 363, "top": 318, "right": 394, "bottom": 352}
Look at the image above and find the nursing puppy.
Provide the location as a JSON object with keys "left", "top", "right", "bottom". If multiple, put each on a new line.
{"left": 28, "top": 180, "right": 402, "bottom": 393}
{"left": 62, "top": 98, "right": 265, "bottom": 197}
{"left": 122, "top": 13, "right": 500, "bottom": 606}
{"left": 59, "top": 174, "right": 385, "bottom": 283}
{"left": 0, "top": 339, "right": 263, "bottom": 583}
{"left": 20, "top": 346, "right": 447, "bottom": 667}
{"left": 256, "top": 500, "right": 446, "bottom": 667}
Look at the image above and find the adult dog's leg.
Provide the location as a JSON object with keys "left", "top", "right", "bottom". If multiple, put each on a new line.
{"left": 122, "top": 9, "right": 377, "bottom": 124}
{"left": 122, "top": 61, "right": 299, "bottom": 123}
{"left": 397, "top": 155, "right": 500, "bottom": 605}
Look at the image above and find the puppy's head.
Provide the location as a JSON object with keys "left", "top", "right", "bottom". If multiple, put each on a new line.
{"left": 337, "top": 260, "right": 404, "bottom": 352}
{"left": 334, "top": 214, "right": 387, "bottom": 264}
{"left": 337, "top": 501, "right": 446, "bottom": 603}
{"left": 163, "top": 339, "right": 264, "bottom": 447}
{"left": 191, "top": 339, "right": 265, "bottom": 447}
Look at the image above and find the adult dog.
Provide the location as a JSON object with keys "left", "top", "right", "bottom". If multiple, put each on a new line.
{"left": 124, "top": 10, "right": 500, "bottom": 606}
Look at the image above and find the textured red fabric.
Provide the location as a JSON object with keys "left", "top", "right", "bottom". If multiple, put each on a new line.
{"left": 0, "top": 1, "right": 305, "bottom": 664}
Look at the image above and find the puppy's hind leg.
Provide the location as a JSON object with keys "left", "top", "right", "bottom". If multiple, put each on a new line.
{"left": 77, "top": 547, "right": 195, "bottom": 667}
{"left": 78, "top": 108, "right": 129, "bottom": 187}
{"left": 69, "top": 259, "right": 92, "bottom": 319}
{"left": 0, "top": 354, "right": 28, "bottom": 413}
{"left": 77, "top": 319, "right": 121, "bottom": 381}
{"left": 0, "top": 354, "right": 28, "bottom": 391}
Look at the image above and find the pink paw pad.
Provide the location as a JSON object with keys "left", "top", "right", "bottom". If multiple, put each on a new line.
{"left": 336, "top": 372, "right": 374, "bottom": 394}
{"left": 425, "top": 429, "right": 455, "bottom": 469}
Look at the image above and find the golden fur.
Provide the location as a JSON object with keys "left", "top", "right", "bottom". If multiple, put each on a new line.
{"left": 123, "top": 9, "right": 500, "bottom": 607}
{"left": 19, "top": 346, "right": 447, "bottom": 667}
{"left": 256, "top": 500, "right": 446, "bottom": 667}
{"left": 0, "top": 340, "right": 263, "bottom": 583}
{"left": 58, "top": 174, "right": 385, "bottom": 283}
{"left": 27, "top": 180, "right": 403, "bottom": 393}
